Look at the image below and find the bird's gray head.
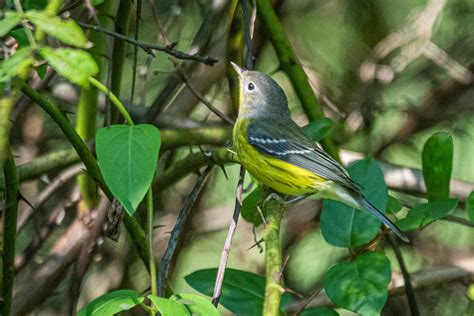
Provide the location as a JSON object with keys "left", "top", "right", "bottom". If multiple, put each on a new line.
{"left": 231, "top": 62, "right": 290, "bottom": 119}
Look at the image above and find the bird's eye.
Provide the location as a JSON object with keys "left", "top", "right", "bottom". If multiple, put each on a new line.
{"left": 247, "top": 82, "right": 255, "bottom": 91}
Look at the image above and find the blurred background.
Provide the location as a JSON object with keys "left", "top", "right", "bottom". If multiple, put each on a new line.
{"left": 4, "top": 0, "right": 474, "bottom": 314}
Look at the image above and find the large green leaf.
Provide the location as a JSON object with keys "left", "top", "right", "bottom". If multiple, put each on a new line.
{"left": 77, "top": 290, "right": 144, "bottom": 316}
{"left": 422, "top": 132, "right": 453, "bottom": 201}
{"left": 0, "top": 11, "right": 20, "bottom": 37}
{"left": 39, "top": 47, "right": 98, "bottom": 87}
{"left": 240, "top": 186, "right": 264, "bottom": 226}
{"left": 0, "top": 48, "right": 33, "bottom": 82}
{"left": 185, "top": 268, "right": 291, "bottom": 315}
{"left": 467, "top": 191, "right": 474, "bottom": 223}
{"left": 26, "top": 10, "right": 90, "bottom": 48}
{"left": 320, "top": 158, "right": 387, "bottom": 248}
{"left": 323, "top": 252, "right": 391, "bottom": 316}
{"left": 170, "top": 294, "right": 219, "bottom": 316}
{"left": 96, "top": 124, "right": 161, "bottom": 216}
{"left": 396, "top": 199, "right": 458, "bottom": 231}
{"left": 148, "top": 295, "right": 190, "bottom": 316}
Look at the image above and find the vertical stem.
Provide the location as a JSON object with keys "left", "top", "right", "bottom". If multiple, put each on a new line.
{"left": 147, "top": 188, "right": 158, "bottom": 297}
{"left": 262, "top": 197, "right": 285, "bottom": 316}
{"left": 110, "top": 0, "right": 133, "bottom": 123}
{"left": 1, "top": 151, "right": 20, "bottom": 316}
{"left": 255, "top": 0, "right": 340, "bottom": 161}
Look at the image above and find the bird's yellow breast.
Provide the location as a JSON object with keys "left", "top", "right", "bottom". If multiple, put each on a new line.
{"left": 233, "top": 119, "right": 325, "bottom": 196}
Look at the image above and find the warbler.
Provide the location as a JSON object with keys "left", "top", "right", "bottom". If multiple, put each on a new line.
{"left": 230, "top": 62, "right": 408, "bottom": 242}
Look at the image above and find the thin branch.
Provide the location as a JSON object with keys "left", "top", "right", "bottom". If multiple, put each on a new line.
{"left": 157, "top": 166, "right": 213, "bottom": 296}
{"left": 77, "top": 21, "right": 218, "bottom": 66}
{"left": 241, "top": 0, "right": 254, "bottom": 69}
{"left": 130, "top": 0, "right": 141, "bottom": 105}
{"left": 443, "top": 215, "right": 474, "bottom": 228}
{"left": 386, "top": 234, "right": 420, "bottom": 316}
{"left": 212, "top": 166, "right": 245, "bottom": 306}
{"left": 170, "top": 59, "right": 234, "bottom": 125}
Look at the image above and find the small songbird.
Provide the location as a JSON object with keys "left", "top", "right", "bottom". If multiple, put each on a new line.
{"left": 230, "top": 62, "right": 408, "bottom": 242}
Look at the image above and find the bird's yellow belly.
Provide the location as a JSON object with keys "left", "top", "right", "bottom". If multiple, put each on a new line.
{"left": 234, "top": 125, "right": 325, "bottom": 196}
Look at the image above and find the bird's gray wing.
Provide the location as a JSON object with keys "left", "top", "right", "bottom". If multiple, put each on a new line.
{"left": 247, "top": 120, "right": 360, "bottom": 191}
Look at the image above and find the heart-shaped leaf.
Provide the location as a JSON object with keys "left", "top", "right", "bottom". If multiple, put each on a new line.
{"left": 96, "top": 124, "right": 161, "bottom": 216}
{"left": 170, "top": 294, "right": 219, "bottom": 316}
{"left": 422, "top": 132, "right": 453, "bottom": 201}
{"left": 0, "top": 11, "right": 20, "bottom": 37}
{"left": 148, "top": 295, "right": 190, "bottom": 316}
{"left": 39, "top": 48, "right": 98, "bottom": 87}
{"left": 323, "top": 252, "right": 391, "bottom": 315}
{"left": 321, "top": 158, "right": 387, "bottom": 248}
{"left": 77, "top": 290, "right": 144, "bottom": 316}
{"left": 185, "top": 268, "right": 291, "bottom": 315}
{"left": 26, "top": 10, "right": 90, "bottom": 48}
{"left": 396, "top": 199, "right": 458, "bottom": 231}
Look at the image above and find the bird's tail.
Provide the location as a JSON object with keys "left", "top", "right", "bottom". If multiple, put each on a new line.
{"left": 356, "top": 196, "right": 409, "bottom": 243}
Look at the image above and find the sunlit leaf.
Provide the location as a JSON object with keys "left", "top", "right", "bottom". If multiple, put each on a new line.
{"left": 96, "top": 124, "right": 160, "bottom": 216}
{"left": 76, "top": 290, "right": 144, "bottom": 316}
{"left": 422, "top": 132, "right": 453, "bottom": 201}
{"left": 396, "top": 199, "right": 458, "bottom": 231}
{"left": 185, "top": 268, "right": 291, "bottom": 315}
{"left": 39, "top": 48, "right": 98, "bottom": 87}
{"left": 0, "top": 48, "right": 33, "bottom": 82}
{"left": 148, "top": 295, "right": 190, "bottom": 316}
{"left": 323, "top": 252, "right": 391, "bottom": 315}
{"left": 26, "top": 10, "right": 91, "bottom": 48}
{"left": 321, "top": 158, "right": 387, "bottom": 248}
{"left": 0, "top": 11, "right": 20, "bottom": 37}
{"left": 170, "top": 294, "right": 219, "bottom": 316}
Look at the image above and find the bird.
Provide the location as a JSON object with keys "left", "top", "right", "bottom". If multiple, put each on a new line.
{"left": 230, "top": 62, "right": 408, "bottom": 242}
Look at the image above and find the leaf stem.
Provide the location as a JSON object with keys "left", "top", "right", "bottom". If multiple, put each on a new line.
{"left": 147, "top": 187, "right": 158, "bottom": 298}
{"left": 88, "top": 77, "right": 134, "bottom": 125}
{"left": 262, "top": 195, "right": 286, "bottom": 316}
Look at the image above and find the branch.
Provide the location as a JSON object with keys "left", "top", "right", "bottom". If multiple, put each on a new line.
{"left": 1, "top": 151, "right": 20, "bottom": 316}
{"left": 212, "top": 167, "right": 245, "bottom": 306}
{"left": 158, "top": 166, "right": 214, "bottom": 296}
{"left": 77, "top": 22, "right": 218, "bottom": 66}
{"left": 262, "top": 194, "right": 286, "bottom": 316}
{"left": 256, "top": 0, "right": 340, "bottom": 161}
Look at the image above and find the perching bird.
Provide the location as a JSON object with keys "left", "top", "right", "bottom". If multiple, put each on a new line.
{"left": 230, "top": 62, "right": 408, "bottom": 242}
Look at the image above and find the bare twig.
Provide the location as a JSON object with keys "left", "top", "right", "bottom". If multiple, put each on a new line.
{"left": 170, "top": 59, "right": 234, "bottom": 125}
{"left": 386, "top": 234, "right": 420, "bottom": 316}
{"left": 77, "top": 21, "right": 218, "bottom": 65}
{"left": 130, "top": 0, "right": 142, "bottom": 105}
{"left": 212, "top": 167, "right": 245, "bottom": 306}
{"left": 157, "top": 166, "right": 213, "bottom": 296}
{"left": 443, "top": 215, "right": 474, "bottom": 228}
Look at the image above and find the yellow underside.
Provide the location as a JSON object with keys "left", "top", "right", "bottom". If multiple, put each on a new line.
{"left": 233, "top": 119, "right": 326, "bottom": 196}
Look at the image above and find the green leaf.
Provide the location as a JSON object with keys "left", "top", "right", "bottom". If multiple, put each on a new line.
{"left": 148, "top": 295, "right": 190, "bottom": 316}
{"left": 303, "top": 118, "right": 336, "bottom": 142}
{"left": 422, "top": 132, "right": 453, "bottom": 201}
{"left": 76, "top": 290, "right": 144, "bottom": 316}
{"left": 39, "top": 47, "right": 98, "bottom": 87}
{"left": 92, "top": 0, "right": 105, "bottom": 5}
{"left": 10, "top": 28, "right": 29, "bottom": 48}
{"left": 323, "top": 252, "right": 391, "bottom": 316}
{"left": 396, "top": 199, "right": 458, "bottom": 231}
{"left": 0, "top": 11, "right": 20, "bottom": 37}
{"left": 387, "top": 195, "right": 403, "bottom": 214}
{"left": 170, "top": 294, "right": 219, "bottom": 316}
{"left": 241, "top": 186, "right": 264, "bottom": 226}
{"left": 467, "top": 191, "right": 474, "bottom": 223}
{"left": 26, "top": 10, "right": 90, "bottom": 48}
{"left": 0, "top": 48, "right": 33, "bottom": 82}
{"left": 301, "top": 306, "right": 339, "bottom": 316}
{"left": 96, "top": 124, "right": 161, "bottom": 216}
{"left": 320, "top": 158, "right": 387, "bottom": 248}
{"left": 185, "top": 268, "right": 291, "bottom": 315}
